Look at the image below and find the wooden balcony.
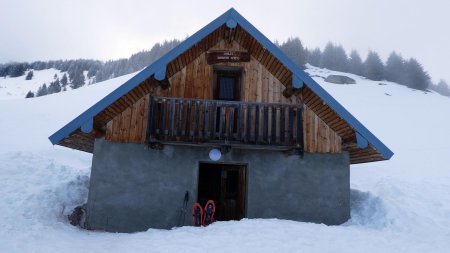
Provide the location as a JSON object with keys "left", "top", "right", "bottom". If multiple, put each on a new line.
{"left": 146, "top": 97, "right": 304, "bottom": 152}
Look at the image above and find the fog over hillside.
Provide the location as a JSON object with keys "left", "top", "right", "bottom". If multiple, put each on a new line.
{"left": 1, "top": 38, "right": 448, "bottom": 99}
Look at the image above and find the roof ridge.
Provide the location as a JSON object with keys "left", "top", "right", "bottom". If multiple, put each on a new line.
{"left": 49, "top": 8, "right": 393, "bottom": 160}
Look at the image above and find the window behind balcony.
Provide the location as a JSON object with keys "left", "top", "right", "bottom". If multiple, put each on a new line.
{"left": 214, "top": 67, "right": 242, "bottom": 101}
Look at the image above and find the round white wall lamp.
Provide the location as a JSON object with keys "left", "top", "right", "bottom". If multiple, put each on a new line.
{"left": 208, "top": 148, "right": 222, "bottom": 161}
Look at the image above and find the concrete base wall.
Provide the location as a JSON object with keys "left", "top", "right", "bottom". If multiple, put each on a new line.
{"left": 86, "top": 139, "right": 350, "bottom": 232}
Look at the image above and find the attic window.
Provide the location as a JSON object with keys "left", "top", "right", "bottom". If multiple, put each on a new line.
{"left": 214, "top": 67, "right": 242, "bottom": 101}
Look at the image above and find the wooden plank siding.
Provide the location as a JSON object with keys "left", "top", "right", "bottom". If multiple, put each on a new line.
{"left": 53, "top": 20, "right": 385, "bottom": 164}
{"left": 103, "top": 39, "right": 342, "bottom": 153}
{"left": 60, "top": 25, "right": 386, "bottom": 162}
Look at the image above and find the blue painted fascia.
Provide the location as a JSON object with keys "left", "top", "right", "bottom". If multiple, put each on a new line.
{"left": 49, "top": 8, "right": 393, "bottom": 160}
{"left": 227, "top": 9, "right": 393, "bottom": 160}
{"left": 49, "top": 9, "right": 235, "bottom": 145}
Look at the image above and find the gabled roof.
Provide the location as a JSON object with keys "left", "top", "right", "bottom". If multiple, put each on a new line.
{"left": 49, "top": 8, "right": 393, "bottom": 161}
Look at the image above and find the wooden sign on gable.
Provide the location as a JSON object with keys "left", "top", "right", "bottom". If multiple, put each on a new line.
{"left": 206, "top": 50, "right": 250, "bottom": 64}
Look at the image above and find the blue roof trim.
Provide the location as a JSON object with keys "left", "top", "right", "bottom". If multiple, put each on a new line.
{"left": 356, "top": 132, "right": 369, "bottom": 149}
{"left": 49, "top": 8, "right": 393, "bottom": 160}
{"left": 49, "top": 9, "right": 234, "bottom": 145}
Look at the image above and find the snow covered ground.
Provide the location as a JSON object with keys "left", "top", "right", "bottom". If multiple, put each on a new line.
{"left": 1, "top": 67, "right": 449, "bottom": 252}
{"left": 0, "top": 68, "right": 94, "bottom": 100}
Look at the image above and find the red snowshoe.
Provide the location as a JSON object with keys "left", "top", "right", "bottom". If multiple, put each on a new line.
{"left": 203, "top": 200, "right": 216, "bottom": 226}
{"left": 192, "top": 203, "right": 203, "bottom": 227}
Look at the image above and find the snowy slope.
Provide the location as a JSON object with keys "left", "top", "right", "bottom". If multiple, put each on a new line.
{"left": 0, "top": 68, "right": 94, "bottom": 100}
{"left": 0, "top": 67, "right": 449, "bottom": 252}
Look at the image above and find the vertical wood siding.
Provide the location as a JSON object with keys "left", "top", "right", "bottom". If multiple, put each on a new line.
{"left": 104, "top": 40, "right": 342, "bottom": 153}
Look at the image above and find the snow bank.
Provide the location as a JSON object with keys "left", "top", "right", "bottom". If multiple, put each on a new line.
{"left": 1, "top": 67, "right": 450, "bottom": 252}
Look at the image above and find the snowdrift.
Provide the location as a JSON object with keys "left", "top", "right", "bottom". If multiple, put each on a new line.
{"left": 0, "top": 67, "right": 449, "bottom": 252}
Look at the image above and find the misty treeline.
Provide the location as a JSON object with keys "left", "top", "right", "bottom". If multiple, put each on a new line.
{"left": 1, "top": 37, "right": 448, "bottom": 98}
{"left": 277, "top": 38, "right": 448, "bottom": 95}
{"left": 3, "top": 39, "right": 181, "bottom": 98}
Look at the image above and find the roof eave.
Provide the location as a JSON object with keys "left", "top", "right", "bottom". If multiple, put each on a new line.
{"left": 48, "top": 8, "right": 394, "bottom": 161}
{"left": 49, "top": 9, "right": 237, "bottom": 145}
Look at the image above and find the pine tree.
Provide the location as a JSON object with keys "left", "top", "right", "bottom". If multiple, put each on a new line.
{"left": 348, "top": 50, "right": 364, "bottom": 76}
{"left": 60, "top": 73, "right": 68, "bottom": 87}
{"left": 70, "top": 69, "right": 85, "bottom": 89}
{"left": 279, "top": 37, "right": 307, "bottom": 67}
{"left": 320, "top": 42, "right": 348, "bottom": 72}
{"left": 363, "top": 51, "right": 385, "bottom": 81}
{"left": 320, "top": 42, "right": 335, "bottom": 69}
{"left": 48, "top": 79, "right": 61, "bottom": 94}
{"left": 25, "top": 70, "right": 34, "bottom": 80}
{"left": 333, "top": 45, "right": 349, "bottom": 72}
{"left": 36, "top": 83, "right": 48, "bottom": 97}
{"left": 9, "top": 63, "right": 26, "bottom": 77}
{"left": 307, "top": 48, "right": 322, "bottom": 67}
{"left": 25, "top": 91, "right": 34, "bottom": 98}
{"left": 385, "top": 52, "right": 405, "bottom": 84}
{"left": 430, "top": 79, "right": 450, "bottom": 96}
{"left": 436, "top": 80, "right": 450, "bottom": 96}
{"left": 404, "top": 58, "right": 430, "bottom": 90}
{"left": 87, "top": 65, "right": 98, "bottom": 78}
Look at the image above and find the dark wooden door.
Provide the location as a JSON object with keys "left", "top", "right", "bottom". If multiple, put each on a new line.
{"left": 219, "top": 165, "right": 246, "bottom": 220}
{"left": 198, "top": 163, "right": 246, "bottom": 221}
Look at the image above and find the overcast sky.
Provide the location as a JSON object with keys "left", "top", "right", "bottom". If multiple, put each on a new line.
{"left": 0, "top": 0, "right": 449, "bottom": 83}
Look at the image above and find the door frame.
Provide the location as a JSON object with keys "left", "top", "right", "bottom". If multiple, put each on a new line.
{"left": 197, "top": 161, "right": 248, "bottom": 220}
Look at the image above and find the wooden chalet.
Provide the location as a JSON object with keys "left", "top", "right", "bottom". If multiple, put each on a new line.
{"left": 49, "top": 8, "right": 393, "bottom": 232}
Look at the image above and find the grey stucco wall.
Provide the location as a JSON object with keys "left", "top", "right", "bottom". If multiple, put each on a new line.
{"left": 86, "top": 139, "right": 350, "bottom": 232}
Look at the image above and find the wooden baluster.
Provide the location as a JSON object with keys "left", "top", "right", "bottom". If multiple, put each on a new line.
{"left": 280, "top": 105, "right": 285, "bottom": 144}
{"left": 271, "top": 106, "right": 277, "bottom": 144}
{"left": 211, "top": 102, "right": 217, "bottom": 139}
{"left": 263, "top": 105, "right": 268, "bottom": 143}
{"left": 159, "top": 98, "right": 166, "bottom": 137}
{"left": 202, "top": 101, "right": 209, "bottom": 139}
{"left": 177, "top": 100, "right": 183, "bottom": 136}
{"left": 245, "top": 105, "right": 251, "bottom": 143}
{"left": 229, "top": 106, "right": 235, "bottom": 140}
{"left": 237, "top": 103, "right": 243, "bottom": 141}
{"left": 255, "top": 105, "right": 260, "bottom": 143}
{"left": 297, "top": 106, "right": 303, "bottom": 147}
{"left": 288, "top": 106, "right": 294, "bottom": 143}
{"left": 185, "top": 100, "right": 191, "bottom": 138}
{"left": 169, "top": 98, "right": 175, "bottom": 137}
{"left": 193, "top": 100, "right": 199, "bottom": 139}
{"left": 219, "top": 105, "right": 225, "bottom": 140}
{"left": 146, "top": 96, "right": 155, "bottom": 143}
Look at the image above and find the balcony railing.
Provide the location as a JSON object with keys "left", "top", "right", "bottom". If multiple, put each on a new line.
{"left": 146, "top": 97, "right": 303, "bottom": 150}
